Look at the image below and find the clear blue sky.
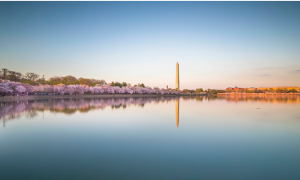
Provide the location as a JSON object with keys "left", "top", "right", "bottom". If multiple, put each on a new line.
{"left": 0, "top": 2, "right": 299, "bottom": 89}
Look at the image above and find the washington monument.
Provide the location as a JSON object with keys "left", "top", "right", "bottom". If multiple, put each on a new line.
{"left": 175, "top": 62, "right": 179, "bottom": 91}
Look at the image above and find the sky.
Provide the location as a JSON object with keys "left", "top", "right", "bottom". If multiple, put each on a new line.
{"left": 0, "top": 2, "right": 299, "bottom": 89}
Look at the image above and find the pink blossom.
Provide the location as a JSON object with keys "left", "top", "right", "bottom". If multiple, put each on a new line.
{"left": 0, "top": 82, "right": 181, "bottom": 95}
{"left": 16, "top": 86, "right": 26, "bottom": 93}
{"left": 0, "top": 83, "right": 12, "bottom": 93}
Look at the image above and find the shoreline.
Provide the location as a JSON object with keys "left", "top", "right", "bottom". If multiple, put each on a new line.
{"left": 0, "top": 94, "right": 182, "bottom": 103}
{"left": 1, "top": 93, "right": 298, "bottom": 103}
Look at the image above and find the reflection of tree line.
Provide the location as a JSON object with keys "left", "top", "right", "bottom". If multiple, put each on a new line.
{"left": 0, "top": 97, "right": 180, "bottom": 125}
{"left": 182, "top": 96, "right": 218, "bottom": 101}
{"left": 222, "top": 96, "right": 299, "bottom": 104}
{"left": 182, "top": 95, "right": 300, "bottom": 104}
{"left": 215, "top": 95, "right": 299, "bottom": 104}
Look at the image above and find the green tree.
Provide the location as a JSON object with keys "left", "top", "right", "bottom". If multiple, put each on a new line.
{"left": 238, "top": 89, "right": 246, "bottom": 93}
{"left": 182, "top": 89, "right": 191, "bottom": 93}
{"left": 195, "top": 88, "right": 203, "bottom": 93}
{"left": 5, "top": 71, "right": 22, "bottom": 82}
{"left": 288, "top": 89, "right": 298, "bottom": 93}
{"left": 21, "top": 80, "right": 37, "bottom": 85}
{"left": 208, "top": 89, "right": 217, "bottom": 94}
{"left": 49, "top": 76, "right": 63, "bottom": 85}
{"left": 36, "top": 78, "right": 49, "bottom": 85}
{"left": 114, "top": 82, "right": 122, "bottom": 88}
{"left": 62, "top": 76, "right": 79, "bottom": 85}
{"left": 139, "top": 83, "right": 145, "bottom": 88}
{"left": 25, "top": 72, "right": 40, "bottom": 81}
{"left": 122, "top": 82, "right": 127, "bottom": 87}
{"left": 79, "top": 78, "right": 93, "bottom": 86}
{"left": 1, "top": 68, "right": 8, "bottom": 80}
{"left": 15, "top": 72, "right": 22, "bottom": 81}
{"left": 276, "top": 89, "right": 281, "bottom": 93}
{"left": 7, "top": 71, "right": 17, "bottom": 81}
{"left": 110, "top": 82, "right": 115, "bottom": 86}
{"left": 91, "top": 79, "right": 106, "bottom": 86}
{"left": 276, "top": 88, "right": 288, "bottom": 93}
{"left": 256, "top": 90, "right": 264, "bottom": 93}
{"left": 217, "top": 90, "right": 225, "bottom": 93}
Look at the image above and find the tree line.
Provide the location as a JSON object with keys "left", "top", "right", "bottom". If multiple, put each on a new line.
{"left": 181, "top": 88, "right": 205, "bottom": 93}
{"left": 227, "top": 88, "right": 298, "bottom": 93}
{"left": 0, "top": 68, "right": 39, "bottom": 83}
{"left": 110, "top": 82, "right": 146, "bottom": 88}
{"left": 0, "top": 68, "right": 108, "bottom": 86}
{"left": 0, "top": 68, "right": 147, "bottom": 88}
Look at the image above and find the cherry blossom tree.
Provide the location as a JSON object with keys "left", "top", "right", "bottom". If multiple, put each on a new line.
{"left": 33, "top": 86, "right": 42, "bottom": 92}
{"left": 101, "top": 85, "right": 114, "bottom": 94}
{"left": 16, "top": 86, "right": 26, "bottom": 93}
{"left": 53, "top": 86, "right": 65, "bottom": 95}
{"left": 73, "top": 85, "right": 87, "bottom": 95}
{"left": 89, "top": 87, "right": 104, "bottom": 94}
{"left": 22, "top": 83, "right": 34, "bottom": 93}
{"left": 0, "top": 81, "right": 181, "bottom": 96}
{"left": 0, "top": 83, "right": 12, "bottom": 93}
{"left": 114, "top": 86, "right": 122, "bottom": 94}
{"left": 124, "top": 86, "right": 133, "bottom": 94}
{"left": 8, "top": 82, "right": 20, "bottom": 92}
{"left": 65, "top": 86, "right": 74, "bottom": 95}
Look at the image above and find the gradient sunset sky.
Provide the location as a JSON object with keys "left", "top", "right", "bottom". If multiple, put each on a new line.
{"left": 0, "top": 2, "right": 299, "bottom": 89}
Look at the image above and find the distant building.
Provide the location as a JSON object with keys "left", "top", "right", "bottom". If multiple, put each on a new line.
{"left": 226, "top": 86, "right": 247, "bottom": 91}
{"left": 257, "top": 86, "right": 299, "bottom": 92}
{"left": 247, "top": 87, "right": 256, "bottom": 91}
{"left": 225, "top": 86, "right": 299, "bottom": 92}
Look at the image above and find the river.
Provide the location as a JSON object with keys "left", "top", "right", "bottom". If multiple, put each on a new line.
{"left": 0, "top": 96, "right": 299, "bottom": 179}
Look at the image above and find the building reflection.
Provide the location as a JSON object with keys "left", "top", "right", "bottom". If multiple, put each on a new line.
{"left": 175, "top": 99, "right": 179, "bottom": 128}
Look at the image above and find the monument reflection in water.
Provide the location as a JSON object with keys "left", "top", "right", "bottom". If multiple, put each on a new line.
{"left": 175, "top": 99, "right": 179, "bottom": 127}
{"left": 0, "top": 96, "right": 300, "bottom": 180}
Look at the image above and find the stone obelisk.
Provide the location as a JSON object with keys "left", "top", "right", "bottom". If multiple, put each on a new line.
{"left": 175, "top": 62, "right": 179, "bottom": 91}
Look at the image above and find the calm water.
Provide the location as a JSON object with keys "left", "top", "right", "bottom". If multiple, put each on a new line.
{"left": 0, "top": 96, "right": 300, "bottom": 180}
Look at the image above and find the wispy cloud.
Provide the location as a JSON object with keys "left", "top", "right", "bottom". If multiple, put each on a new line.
{"left": 291, "top": 69, "right": 300, "bottom": 73}
{"left": 252, "top": 67, "right": 286, "bottom": 71}
{"left": 259, "top": 74, "right": 271, "bottom": 76}
{"left": 293, "top": 116, "right": 300, "bottom": 121}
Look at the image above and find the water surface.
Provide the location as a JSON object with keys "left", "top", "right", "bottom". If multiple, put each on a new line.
{"left": 0, "top": 96, "right": 300, "bottom": 180}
